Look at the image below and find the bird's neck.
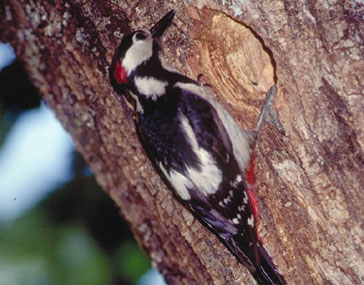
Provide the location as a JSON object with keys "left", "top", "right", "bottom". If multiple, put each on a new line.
{"left": 126, "top": 54, "right": 197, "bottom": 114}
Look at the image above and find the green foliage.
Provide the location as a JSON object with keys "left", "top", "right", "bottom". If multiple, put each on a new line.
{"left": 0, "top": 178, "right": 151, "bottom": 285}
{"left": 0, "top": 209, "right": 111, "bottom": 285}
{"left": 0, "top": 60, "right": 152, "bottom": 285}
{"left": 116, "top": 241, "right": 151, "bottom": 283}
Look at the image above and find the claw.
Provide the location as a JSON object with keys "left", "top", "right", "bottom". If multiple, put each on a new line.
{"left": 196, "top": 73, "right": 213, "bottom": 88}
{"left": 196, "top": 73, "right": 204, "bottom": 84}
{"left": 254, "top": 85, "right": 286, "bottom": 136}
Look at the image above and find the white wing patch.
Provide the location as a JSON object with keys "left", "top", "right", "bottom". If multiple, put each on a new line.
{"left": 180, "top": 114, "right": 222, "bottom": 196}
{"left": 243, "top": 191, "right": 249, "bottom": 204}
{"left": 247, "top": 214, "right": 255, "bottom": 228}
{"left": 158, "top": 113, "right": 223, "bottom": 199}
{"left": 122, "top": 38, "right": 153, "bottom": 74}
{"left": 175, "top": 82, "right": 252, "bottom": 172}
{"left": 159, "top": 163, "right": 192, "bottom": 200}
{"left": 135, "top": 76, "right": 168, "bottom": 100}
{"left": 230, "top": 174, "right": 243, "bottom": 188}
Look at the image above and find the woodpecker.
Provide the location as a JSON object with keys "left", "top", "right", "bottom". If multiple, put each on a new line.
{"left": 109, "top": 10, "right": 286, "bottom": 285}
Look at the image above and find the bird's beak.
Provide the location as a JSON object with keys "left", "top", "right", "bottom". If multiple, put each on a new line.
{"left": 150, "top": 10, "right": 176, "bottom": 39}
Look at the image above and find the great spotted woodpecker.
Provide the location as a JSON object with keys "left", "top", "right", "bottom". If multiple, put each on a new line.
{"left": 109, "top": 10, "right": 286, "bottom": 285}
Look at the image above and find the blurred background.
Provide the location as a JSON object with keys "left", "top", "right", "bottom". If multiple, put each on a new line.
{"left": 0, "top": 41, "right": 165, "bottom": 285}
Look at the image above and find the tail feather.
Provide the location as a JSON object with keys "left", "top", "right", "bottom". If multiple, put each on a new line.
{"left": 251, "top": 246, "right": 286, "bottom": 285}
{"left": 225, "top": 236, "right": 286, "bottom": 285}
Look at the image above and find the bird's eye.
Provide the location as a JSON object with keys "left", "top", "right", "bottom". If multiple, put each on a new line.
{"left": 135, "top": 32, "right": 147, "bottom": 41}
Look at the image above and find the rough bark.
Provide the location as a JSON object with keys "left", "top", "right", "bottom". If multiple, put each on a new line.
{"left": 1, "top": 0, "right": 363, "bottom": 284}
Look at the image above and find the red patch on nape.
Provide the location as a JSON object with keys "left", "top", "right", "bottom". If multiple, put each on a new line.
{"left": 245, "top": 153, "right": 255, "bottom": 185}
{"left": 113, "top": 61, "right": 128, "bottom": 84}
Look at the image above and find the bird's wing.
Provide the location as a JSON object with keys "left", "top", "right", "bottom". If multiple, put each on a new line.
{"left": 177, "top": 87, "right": 260, "bottom": 268}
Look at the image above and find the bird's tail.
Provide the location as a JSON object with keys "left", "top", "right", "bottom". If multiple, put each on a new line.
{"left": 224, "top": 234, "right": 286, "bottom": 285}
{"left": 251, "top": 245, "right": 286, "bottom": 285}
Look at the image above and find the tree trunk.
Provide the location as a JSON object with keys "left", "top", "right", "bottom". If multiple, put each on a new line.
{"left": 1, "top": 1, "right": 363, "bottom": 284}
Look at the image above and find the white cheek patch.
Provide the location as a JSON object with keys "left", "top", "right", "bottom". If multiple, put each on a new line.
{"left": 159, "top": 163, "right": 192, "bottom": 200}
{"left": 180, "top": 114, "right": 222, "bottom": 196}
{"left": 122, "top": 39, "right": 153, "bottom": 74}
{"left": 134, "top": 76, "right": 168, "bottom": 101}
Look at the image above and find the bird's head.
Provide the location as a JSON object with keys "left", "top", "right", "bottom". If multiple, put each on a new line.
{"left": 109, "top": 10, "right": 175, "bottom": 93}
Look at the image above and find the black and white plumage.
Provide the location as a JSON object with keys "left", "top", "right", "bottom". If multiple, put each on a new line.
{"left": 109, "top": 10, "right": 286, "bottom": 285}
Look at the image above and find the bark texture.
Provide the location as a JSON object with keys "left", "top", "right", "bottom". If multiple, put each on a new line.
{"left": 1, "top": 0, "right": 364, "bottom": 284}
